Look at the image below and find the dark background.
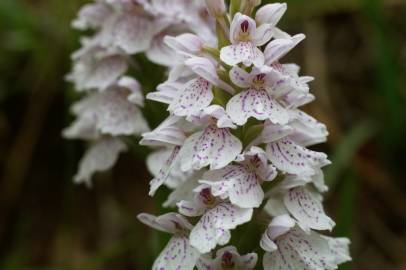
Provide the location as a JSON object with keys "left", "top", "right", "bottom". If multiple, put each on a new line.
{"left": 0, "top": 0, "right": 405, "bottom": 269}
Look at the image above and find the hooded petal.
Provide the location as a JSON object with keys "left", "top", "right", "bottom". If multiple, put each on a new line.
{"left": 74, "top": 138, "right": 127, "bottom": 185}
{"left": 153, "top": 235, "right": 200, "bottom": 270}
{"left": 284, "top": 186, "right": 335, "bottom": 231}
{"left": 201, "top": 165, "right": 264, "bottom": 208}
{"left": 180, "top": 126, "right": 242, "bottom": 171}
{"left": 140, "top": 116, "right": 186, "bottom": 147}
{"left": 266, "top": 138, "right": 330, "bottom": 176}
{"left": 137, "top": 212, "right": 193, "bottom": 234}
{"left": 229, "top": 13, "right": 256, "bottom": 44}
{"left": 220, "top": 42, "right": 264, "bottom": 67}
{"left": 264, "top": 34, "right": 306, "bottom": 65}
{"left": 229, "top": 66, "right": 252, "bottom": 88}
{"left": 226, "top": 89, "right": 289, "bottom": 126}
{"left": 164, "top": 33, "right": 204, "bottom": 56}
{"left": 190, "top": 202, "right": 253, "bottom": 253}
{"left": 255, "top": 3, "right": 287, "bottom": 26}
{"left": 288, "top": 110, "right": 328, "bottom": 147}
{"left": 168, "top": 77, "right": 213, "bottom": 117}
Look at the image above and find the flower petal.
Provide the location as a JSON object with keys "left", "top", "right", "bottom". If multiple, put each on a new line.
{"left": 229, "top": 13, "right": 256, "bottom": 44}
{"left": 255, "top": 3, "right": 287, "bottom": 26}
{"left": 226, "top": 89, "right": 289, "bottom": 126}
{"left": 201, "top": 165, "right": 264, "bottom": 208}
{"left": 220, "top": 42, "right": 264, "bottom": 67}
{"left": 168, "top": 77, "right": 213, "bottom": 117}
{"left": 284, "top": 186, "right": 335, "bottom": 231}
{"left": 264, "top": 34, "right": 306, "bottom": 65}
{"left": 180, "top": 126, "right": 242, "bottom": 171}
{"left": 140, "top": 116, "right": 186, "bottom": 147}
{"left": 74, "top": 138, "right": 127, "bottom": 186}
{"left": 149, "top": 146, "right": 181, "bottom": 196}
{"left": 190, "top": 202, "right": 253, "bottom": 253}
{"left": 153, "top": 235, "right": 200, "bottom": 270}
{"left": 229, "top": 66, "right": 252, "bottom": 88}
{"left": 266, "top": 138, "right": 330, "bottom": 176}
{"left": 137, "top": 212, "right": 193, "bottom": 234}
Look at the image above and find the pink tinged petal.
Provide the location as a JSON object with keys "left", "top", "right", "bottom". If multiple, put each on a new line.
{"left": 201, "top": 165, "right": 264, "bottom": 208}
{"left": 201, "top": 105, "right": 236, "bottom": 129}
{"left": 229, "top": 66, "right": 252, "bottom": 88}
{"left": 147, "top": 82, "right": 182, "bottom": 105}
{"left": 254, "top": 24, "right": 273, "bottom": 46}
{"left": 264, "top": 34, "right": 306, "bottom": 65}
{"left": 168, "top": 77, "right": 213, "bottom": 117}
{"left": 140, "top": 116, "right": 186, "bottom": 147}
{"left": 266, "top": 138, "right": 330, "bottom": 176}
{"left": 164, "top": 171, "right": 202, "bottom": 208}
{"left": 149, "top": 146, "right": 181, "bottom": 196}
{"left": 189, "top": 202, "right": 253, "bottom": 253}
{"left": 229, "top": 13, "right": 257, "bottom": 44}
{"left": 260, "top": 122, "right": 293, "bottom": 144}
{"left": 153, "top": 235, "right": 200, "bottom": 270}
{"left": 226, "top": 89, "right": 289, "bottom": 126}
{"left": 255, "top": 3, "right": 287, "bottom": 26}
{"left": 267, "top": 214, "right": 296, "bottom": 240}
{"left": 220, "top": 42, "right": 264, "bottom": 67}
{"left": 164, "top": 33, "right": 204, "bottom": 56}
{"left": 137, "top": 212, "right": 192, "bottom": 234}
{"left": 185, "top": 57, "right": 235, "bottom": 94}
{"left": 288, "top": 110, "right": 329, "bottom": 147}
{"left": 74, "top": 138, "right": 127, "bottom": 186}
{"left": 180, "top": 126, "right": 242, "bottom": 171}
{"left": 284, "top": 187, "right": 336, "bottom": 231}
{"left": 177, "top": 200, "right": 206, "bottom": 217}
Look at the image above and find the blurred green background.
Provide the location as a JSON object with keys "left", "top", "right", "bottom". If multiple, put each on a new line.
{"left": 0, "top": 0, "right": 405, "bottom": 269}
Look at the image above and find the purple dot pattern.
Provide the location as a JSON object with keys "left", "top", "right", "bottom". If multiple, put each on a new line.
{"left": 263, "top": 227, "right": 339, "bottom": 270}
{"left": 149, "top": 146, "right": 181, "bottom": 196}
{"left": 190, "top": 202, "right": 253, "bottom": 253}
{"left": 220, "top": 42, "right": 264, "bottom": 67}
{"left": 202, "top": 164, "right": 264, "bottom": 208}
{"left": 169, "top": 77, "right": 213, "bottom": 117}
{"left": 180, "top": 125, "right": 242, "bottom": 171}
{"left": 226, "top": 88, "right": 289, "bottom": 126}
{"left": 153, "top": 235, "right": 200, "bottom": 270}
{"left": 266, "top": 138, "right": 329, "bottom": 177}
{"left": 284, "top": 187, "right": 335, "bottom": 231}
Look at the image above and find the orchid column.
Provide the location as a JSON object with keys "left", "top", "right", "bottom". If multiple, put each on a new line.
{"left": 138, "top": 0, "right": 351, "bottom": 269}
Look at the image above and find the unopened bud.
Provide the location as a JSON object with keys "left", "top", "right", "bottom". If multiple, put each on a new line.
{"left": 205, "top": 0, "right": 226, "bottom": 17}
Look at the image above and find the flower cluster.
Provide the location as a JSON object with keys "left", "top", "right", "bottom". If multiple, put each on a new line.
{"left": 138, "top": 0, "right": 351, "bottom": 269}
{"left": 65, "top": 0, "right": 215, "bottom": 185}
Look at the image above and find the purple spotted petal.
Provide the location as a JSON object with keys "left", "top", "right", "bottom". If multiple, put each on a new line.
{"left": 220, "top": 42, "right": 264, "bottom": 67}
{"left": 226, "top": 89, "right": 289, "bottom": 126}
{"left": 266, "top": 138, "right": 330, "bottom": 176}
{"left": 153, "top": 235, "right": 200, "bottom": 270}
{"left": 190, "top": 202, "right": 253, "bottom": 253}
{"left": 284, "top": 186, "right": 335, "bottom": 231}
{"left": 263, "top": 227, "right": 349, "bottom": 270}
{"left": 201, "top": 165, "right": 264, "bottom": 208}
{"left": 180, "top": 126, "right": 242, "bottom": 171}
{"left": 169, "top": 77, "right": 213, "bottom": 117}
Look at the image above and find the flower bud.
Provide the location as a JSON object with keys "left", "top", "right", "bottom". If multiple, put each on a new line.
{"left": 205, "top": 0, "right": 226, "bottom": 17}
{"left": 255, "top": 3, "right": 287, "bottom": 26}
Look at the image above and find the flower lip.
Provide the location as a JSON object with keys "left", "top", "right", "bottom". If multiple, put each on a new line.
{"left": 221, "top": 251, "right": 235, "bottom": 268}
{"left": 241, "top": 20, "right": 250, "bottom": 32}
{"left": 200, "top": 187, "right": 217, "bottom": 206}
